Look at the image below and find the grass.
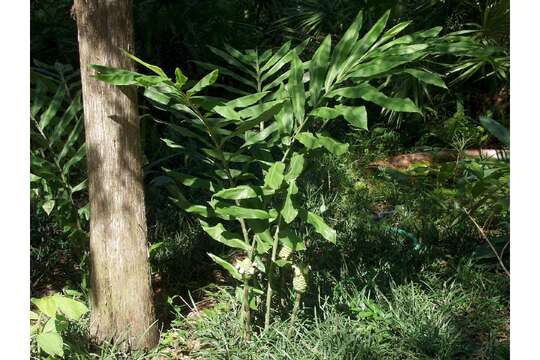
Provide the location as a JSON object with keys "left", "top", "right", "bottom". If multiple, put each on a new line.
{"left": 156, "top": 259, "right": 508, "bottom": 360}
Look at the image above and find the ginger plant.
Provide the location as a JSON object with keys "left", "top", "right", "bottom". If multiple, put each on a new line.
{"left": 93, "top": 8, "right": 447, "bottom": 337}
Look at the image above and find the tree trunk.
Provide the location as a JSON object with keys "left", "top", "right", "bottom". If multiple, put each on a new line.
{"left": 73, "top": 0, "right": 159, "bottom": 349}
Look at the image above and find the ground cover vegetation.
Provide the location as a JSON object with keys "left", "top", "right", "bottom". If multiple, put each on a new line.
{"left": 30, "top": 0, "right": 509, "bottom": 358}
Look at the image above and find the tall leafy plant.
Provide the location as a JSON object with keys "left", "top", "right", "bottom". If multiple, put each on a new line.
{"left": 30, "top": 62, "right": 88, "bottom": 243}
{"left": 93, "top": 8, "right": 444, "bottom": 336}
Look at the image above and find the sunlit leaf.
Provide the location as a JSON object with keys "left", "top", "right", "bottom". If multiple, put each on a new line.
{"left": 289, "top": 51, "right": 306, "bottom": 124}
{"left": 200, "top": 221, "right": 251, "bottom": 251}
{"left": 264, "top": 161, "right": 286, "bottom": 190}
{"left": 213, "top": 185, "right": 259, "bottom": 200}
{"left": 402, "top": 69, "right": 447, "bottom": 88}
{"left": 208, "top": 253, "right": 242, "bottom": 280}
{"left": 305, "top": 211, "right": 336, "bottom": 243}
{"left": 309, "top": 35, "right": 331, "bottom": 106}
{"left": 122, "top": 50, "right": 168, "bottom": 78}
{"left": 53, "top": 294, "right": 88, "bottom": 321}
{"left": 37, "top": 332, "right": 64, "bottom": 357}
{"left": 187, "top": 69, "right": 219, "bottom": 96}
{"left": 281, "top": 181, "right": 299, "bottom": 223}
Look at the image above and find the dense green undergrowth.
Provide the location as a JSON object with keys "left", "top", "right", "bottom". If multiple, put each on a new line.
{"left": 31, "top": 147, "right": 509, "bottom": 359}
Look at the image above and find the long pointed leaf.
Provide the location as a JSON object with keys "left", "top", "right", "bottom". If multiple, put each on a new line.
{"left": 325, "top": 10, "right": 364, "bottom": 89}
{"left": 289, "top": 51, "right": 305, "bottom": 124}
{"left": 309, "top": 35, "right": 332, "bottom": 107}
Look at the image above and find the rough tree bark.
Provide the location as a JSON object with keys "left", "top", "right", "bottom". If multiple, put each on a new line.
{"left": 73, "top": 0, "right": 159, "bottom": 349}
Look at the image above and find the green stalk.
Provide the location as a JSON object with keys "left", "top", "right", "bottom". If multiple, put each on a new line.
{"left": 240, "top": 274, "right": 251, "bottom": 339}
{"left": 264, "top": 220, "right": 281, "bottom": 330}
{"left": 188, "top": 97, "right": 256, "bottom": 338}
{"left": 263, "top": 113, "right": 313, "bottom": 331}
{"left": 288, "top": 291, "right": 302, "bottom": 336}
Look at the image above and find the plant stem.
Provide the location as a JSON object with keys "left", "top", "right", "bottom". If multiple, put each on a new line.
{"left": 464, "top": 208, "right": 510, "bottom": 276}
{"left": 288, "top": 291, "right": 302, "bottom": 336}
{"left": 264, "top": 220, "right": 281, "bottom": 330}
{"left": 189, "top": 99, "right": 256, "bottom": 337}
{"left": 240, "top": 274, "right": 251, "bottom": 340}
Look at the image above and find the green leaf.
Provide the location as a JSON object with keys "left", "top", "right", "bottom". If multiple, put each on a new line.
{"left": 306, "top": 211, "right": 336, "bottom": 243}
{"left": 208, "top": 253, "right": 242, "bottom": 281}
{"left": 378, "top": 26, "right": 442, "bottom": 52}
{"left": 71, "top": 179, "right": 88, "bottom": 193}
{"left": 243, "top": 122, "right": 279, "bottom": 147}
{"left": 249, "top": 219, "right": 274, "bottom": 254}
{"left": 374, "top": 20, "right": 413, "bottom": 48}
{"left": 213, "top": 185, "right": 259, "bottom": 200}
{"left": 53, "top": 294, "right": 88, "bottom": 321}
{"left": 57, "top": 117, "right": 83, "bottom": 163}
{"left": 338, "top": 10, "right": 391, "bottom": 80}
{"left": 122, "top": 50, "right": 167, "bottom": 78}
{"left": 161, "top": 138, "right": 183, "bottom": 149}
{"left": 43, "top": 318, "right": 56, "bottom": 333}
{"left": 317, "top": 134, "right": 349, "bottom": 156}
{"left": 349, "top": 54, "right": 424, "bottom": 78}
{"left": 479, "top": 116, "right": 509, "bottom": 145}
{"left": 187, "top": 69, "right": 219, "bottom": 96}
{"left": 62, "top": 143, "right": 86, "bottom": 175}
{"left": 174, "top": 67, "right": 188, "bottom": 89}
{"left": 309, "top": 35, "right": 332, "bottom": 106}
{"left": 334, "top": 105, "right": 368, "bottom": 130}
{"left": 297, "top": 132, "right": 321, "bottom": 150}
{"left": 354, "top": 10, "right": 391, "bottom": 56}
{"left": 49, "top": 94, "right": 82, "bottom": 147}
{"left": 200, "top": 222, "right": 251, "bottom": 251}
{"left": 148, "top": 242, "right": 164, "bottom": 255}
{"left": 213, "top": 105, "right": 242, "bottom": 120}
{"left": 37, "top": 332, "right": 64, "bottom": 357}
{"left": 325, "top": 9, "right": 364, "bottom": 89}
{"left": 185, "top": 205, "right": 213, "bottom": 218}
{"left": 225, "top": 92, "right": 269, "bottom": 108}
{"left": 237, "top": 99, "right": 285, "bottom": 120}
{"left": 369, "top": 44, "right": 428, "bottom": 59}
{"left": 310, "top": 107, "right": 341, "bottom": 120}
{"left": 42, "top": 199, "right": 55, "bottom": 216}
{"left": 264, "top": 162, "right": 286, "bottom": 190}
{"left": 144, "top": 86, "right": 171, "bottom": 105}
{"left": 289, "top": 51, "right": 306, "bottom": 124}
{"left": 281, "top": 181, "right": 299, "bottom": 223}
{"left": 215, "top": 204, "right": 272, "bottom": 219}
{"left": 260, "top": 41, "right": 291, "bottom": 73}
{"left": 78, "top": 203, "right": 90, "bottom": 221}
{"left": 311, "top": 105, "right": 367, "bottom": 130}
{"left": 193, "top": 60, "right": 256, "bottom": 91}
{"left": 328, "top": 84, "right": 421, "bottom": 113}
{"left": 255, "top": 231, "right": 273, "bottom": 253}
{"left": 31, "top": 80, "right": 48, "bottom": 118}
{"left": 276, "top": 105, "right": 294, "bottom": 134}
{"left": 402, "top": 69, "right": 447, "bottom": 88}
{"left": 297, "top": 132, "right": 347, "bottom": 155}
{"left": 32, "top": 296, "right": 57, "bottom": 319}
{"left": 259, "top": 48, "right": 293, "bottom": 83}
{"left": 163, "top": 122, "right": 212, "bottom": 147}
{"left": 285, "top": 153, "right": 305, "bottom": 182}
{"left": 91, "top": 65, "right": 140, "bottom": 85}
{"left": 39, "top": 85, "right": 65, "bottom": 130}
{"left": 208, "top": 46, "right": 257, "bottom": 79}
{"left": 279, "top": 229, "right": 306, "bottom": 251}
